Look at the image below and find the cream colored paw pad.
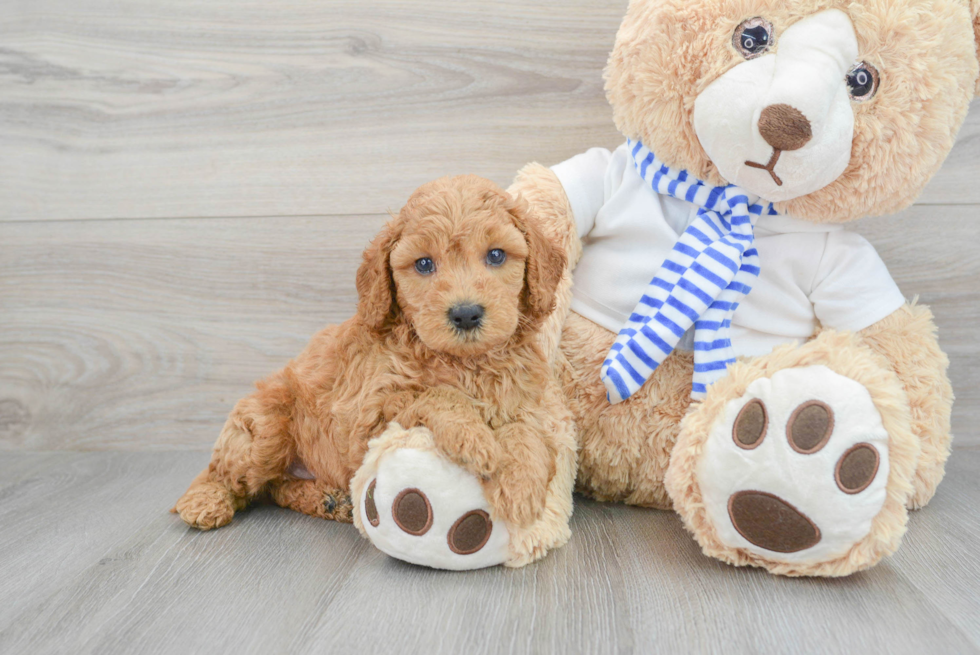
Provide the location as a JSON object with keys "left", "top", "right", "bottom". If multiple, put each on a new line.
{"left": 359, "top": 447, "right": 509, "bottom": 570}
{"left": 698, "top": 365, "right": 890, "bottom": 564}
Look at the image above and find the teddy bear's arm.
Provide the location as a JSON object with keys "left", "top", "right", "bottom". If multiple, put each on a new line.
{"left": 807, "top": 232, "right": 952, "bottom": 508}
{"left": 509, "top": 163, "right": 582, "bottom": 271}
{"left": 857, "top": 301, "right": 954, "bottom": 509}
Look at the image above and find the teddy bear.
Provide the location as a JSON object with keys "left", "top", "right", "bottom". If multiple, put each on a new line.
{"left": 355, "top": 0, "right": 980, "bottom": 576}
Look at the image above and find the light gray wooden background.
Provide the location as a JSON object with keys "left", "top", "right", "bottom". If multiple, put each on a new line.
{"left": 1, "top": 1, "right": 979, "bottom": 653}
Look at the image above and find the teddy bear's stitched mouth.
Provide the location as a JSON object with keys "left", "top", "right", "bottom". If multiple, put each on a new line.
{"left": 743, "top": 103, "right": 814, "bottom": 187}
{"left": 745, "top": 149, "right": 784, "bottom": 187}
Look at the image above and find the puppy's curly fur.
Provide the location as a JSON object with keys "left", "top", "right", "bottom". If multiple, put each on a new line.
{"left": 174, "top": 175, "right": 567, "bottom": 531}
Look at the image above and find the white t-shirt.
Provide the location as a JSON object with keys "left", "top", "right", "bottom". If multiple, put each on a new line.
{"left": 552, "top": 144, "right": 905, "bottom": 357}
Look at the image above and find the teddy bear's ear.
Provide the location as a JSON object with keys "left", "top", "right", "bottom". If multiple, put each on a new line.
{"left": 355, "top": 216, "right": 402, "bottom": 331}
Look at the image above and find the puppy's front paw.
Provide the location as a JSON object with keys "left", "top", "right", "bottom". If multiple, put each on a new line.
{"left": 433, "top": 428, "right": 501, "bottom": 480}
{"left": 484, "top": 469, "right": 548, "bottom": 529}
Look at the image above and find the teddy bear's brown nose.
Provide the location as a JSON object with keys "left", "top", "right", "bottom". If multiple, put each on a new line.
{"left": 758, "top": 104, "right": 813, "bottom": 152}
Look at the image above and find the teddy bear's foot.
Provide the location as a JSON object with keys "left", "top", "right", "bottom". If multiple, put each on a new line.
{"left": 698, "top": 365, "right": 892, "bottom": 565}
{"left": 667, "top": 337, "right": 919, "bottom": 577}
{"left": 351, "top": 425, "right": 509, "bottom": 570}
{"left": 350, "top": 422, "right": 575, "bottom": 570}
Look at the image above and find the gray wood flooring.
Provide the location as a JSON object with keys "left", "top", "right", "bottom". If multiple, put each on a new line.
{"left": 0, "top": 449, "right": 979, "bottom": 654}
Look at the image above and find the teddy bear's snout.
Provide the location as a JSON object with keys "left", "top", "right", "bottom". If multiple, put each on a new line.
{"left": 757, "top": 104, "right": 813, "bottom": 153}
{"left": 693, "top": 9, "right": 860, "bottom": 201}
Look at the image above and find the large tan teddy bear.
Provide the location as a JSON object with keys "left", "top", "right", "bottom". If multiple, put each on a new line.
{"left": 356, "top": 0, "right": 980, "bottom": 576}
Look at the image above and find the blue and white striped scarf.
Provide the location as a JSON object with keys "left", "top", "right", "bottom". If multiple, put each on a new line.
{"left": 601, "top": 140, "right": 777, "bottom": 404}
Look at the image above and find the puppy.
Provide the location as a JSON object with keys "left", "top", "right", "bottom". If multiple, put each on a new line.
{"left": 174, "top": 175, "right": 567, "bottom": 532}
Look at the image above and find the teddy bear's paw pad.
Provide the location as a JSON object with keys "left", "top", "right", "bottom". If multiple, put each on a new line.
{"left": 359, "top": 447, "right": 510, "bottom": 570}
{"left": 727, "top": 491, "right": 821, "bottom": 553}
{"left": 391, "top": 488, "right": 433, "bottom": 535}
{"left": 448, "top": 510, "right": 493, "bottom": 554}
{"left": 835, "top": 444, "right": 881, "bottom": 494}
{"left": 699, "top": 365, "right": 890, "bottom": 564}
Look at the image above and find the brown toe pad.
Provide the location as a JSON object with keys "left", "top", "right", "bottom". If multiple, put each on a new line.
{"left": 392, "top": 488, "right": 433, "bottom": 536}
{"left": 734, "top": 399, "right": 768, "bottom": 449}
{"left": 728, "top": 490, "right": 821, "bottom": 553}
{"left": 448, "top": 510, "right": 493, "bottom": 555}
{"left": 365, "top": 479, "right": 379, "bottom": 527}
{"left": 836, "top": 444, "right": 880, "bottom": 494}
{"left": 787, "top": 400, "right": 834, "bottom": 454}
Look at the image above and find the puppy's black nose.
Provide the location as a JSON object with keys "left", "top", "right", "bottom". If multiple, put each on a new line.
{"left": 449, "top": 304, "right": 485, "bottom": 331}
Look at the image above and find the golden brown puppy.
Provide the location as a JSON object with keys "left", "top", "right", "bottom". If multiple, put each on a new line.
{"left": 174, "top": 175, "right": 567, "bottom": 534}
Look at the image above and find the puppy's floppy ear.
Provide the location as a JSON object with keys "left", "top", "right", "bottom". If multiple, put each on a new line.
{"left": 356, "top": 217, "right": 401, "bottom": 331}
{"left": 503, "top": 191, "right": 567, "bottom": 329}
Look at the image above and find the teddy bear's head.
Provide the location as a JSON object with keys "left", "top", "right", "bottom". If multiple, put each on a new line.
{"left": 605, "top": 0, "right": 980, "bottom": 222}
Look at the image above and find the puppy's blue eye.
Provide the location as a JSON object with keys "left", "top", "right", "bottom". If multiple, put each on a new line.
{"left": 415, "top": 258, "right": 435, "bottom": 275}
{"left": 486, "top": 249, "right": 506, "bottom": 266}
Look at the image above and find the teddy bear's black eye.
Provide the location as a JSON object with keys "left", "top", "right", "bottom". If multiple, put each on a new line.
{"left": 734, "top": 17, "right": 774, "bottom": 59}
{"left": 846, "top": 62, "right": 880, "bottom": 101}
{"left": 486, "top": 249, "right": 507, "bottom": 267}
{"left": 415, "top": 257, "right": 435, "bottom": 275}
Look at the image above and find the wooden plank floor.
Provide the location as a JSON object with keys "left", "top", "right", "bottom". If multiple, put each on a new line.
{"left": 0, "top": 449, "right": 978, "bottom": 654}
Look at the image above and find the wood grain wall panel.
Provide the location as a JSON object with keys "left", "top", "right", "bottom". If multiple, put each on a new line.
{"left": 0, "top": 215, "right": 385, "bottom": 449}
{"left": 0, "top": 0, "right": 628, "bottom": 221}
{"left": 1, "top": 2, "right": 976, "bottom": 221}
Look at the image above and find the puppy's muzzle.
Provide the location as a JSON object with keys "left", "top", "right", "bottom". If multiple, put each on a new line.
{"left": 448, "top": 303, "right": 485, "bottom": 332}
